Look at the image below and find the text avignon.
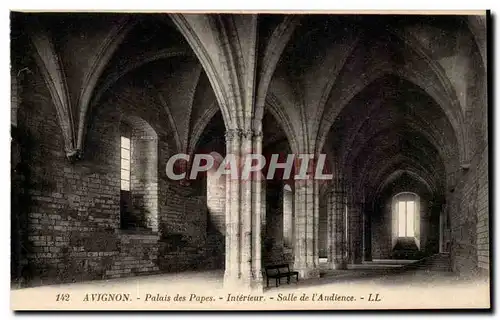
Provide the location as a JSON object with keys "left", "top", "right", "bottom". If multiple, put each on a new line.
{"left": 83, "top": 293, "right": 131, "bottom": 302}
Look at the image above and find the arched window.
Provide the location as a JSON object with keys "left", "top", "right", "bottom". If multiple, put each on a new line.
{"left": 119, "top": 117, "right": 158, "bottom": 231}
{"left": 283, "top": 184, "right": 293, "bottom": 248}
{"left": 120, "top": 123, "right": 133, "bottom": 228}
{"left": 120, "top": 136, "right": 131, "bottom": 191}
{"left": 397, "top": 198, "right": 415, "bottom": 237}
{"left": 392, "top": 192, "right": 421, "bottom": 248}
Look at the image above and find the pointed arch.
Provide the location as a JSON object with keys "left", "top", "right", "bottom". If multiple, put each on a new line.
{"left": 317, "top": 67, "right": 468, "bottom": 165}
{"left": 169, "top": 14, "right": 235, "bottom": 130}
{"left": 76, "top": 16, "right": 136, "bottom": 153}
{"left": 316, "top": 31, "right": 469, "bottom": 165}
{"left": 90, "top": 47, "right": 193, "bottom": 110}
{"left": 265, "top": 93, "right": 300, "bottom": 155}
{"left": 147, "top": 80, "right": 183, "bottom": 156}
{"left": 377, "top": 171, "right": 434, "bottom": 200}
{"left": 187, "top": 102, "right": 220, "bottom": 158}
{"left": 253, "top": 16, "right": 301, "bottom": 132}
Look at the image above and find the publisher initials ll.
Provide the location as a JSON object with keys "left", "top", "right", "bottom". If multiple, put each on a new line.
{"left": 368, "top": 293, "right": 381, "bottom": 302}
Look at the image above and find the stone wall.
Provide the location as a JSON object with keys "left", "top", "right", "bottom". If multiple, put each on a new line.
{"left": 12, "top": 67, "right": 220, "bottom": 287}
{"left": 10, "top": 13, "right": 488, "bottom": 287}
{"left": 105, "top": 232, "right": 160, "bottom": 278}
{"left": 129, "top": 125, "right": 159, "bottom": 230}
{"left": 371, "top": 195, "right": 436, "bottom": 260}
{"left": 371, "top": 198, "right": 392, "bottom": 260}
{"left": 348, "top": 201, "right": 363, "bottom": 264}
{"left": 318, "top": 194, "right": 328, "bottom": 258}
{"left": 158, "top": 183, "right": 207, "bottom": 272}
{"left": 449, "top": 145, "right": 489, "bottom": 275}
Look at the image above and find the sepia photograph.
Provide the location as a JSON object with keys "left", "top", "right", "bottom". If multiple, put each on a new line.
{"left": 9, "top": 9, "right": 491, "bottom": 310}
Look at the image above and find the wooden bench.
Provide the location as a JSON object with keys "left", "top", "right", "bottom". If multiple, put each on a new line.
{"left": 264, "top": 264, "right": 299, "bottom": 288}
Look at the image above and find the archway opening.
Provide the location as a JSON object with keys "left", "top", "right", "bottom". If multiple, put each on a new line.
{"left": 261, "top": 111, "right": 295, "bottom": 267}
{"left": 391, "top": 192, "right": 421, "bottom": 259}
{"left": 192, "top": 110, "right": 226, "bottom": 270}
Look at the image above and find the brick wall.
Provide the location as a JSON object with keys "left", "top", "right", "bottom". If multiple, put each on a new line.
{"left": 130, "top": 125, "right": 159, "bottom": 231}
{"left": 449, "top": 145, "right": 488, "bottom": 275}
{"left": 11, "top": 68, "right": 19, "bottom": 127}
{"left": 11, "top": 66, "right": 25, "bottom": 282}
{"left": 105, "top": 232, "right": 160, "bottom": 278}
{"left": 348, "top": 200, "right": 362, "bottom": 264}
{"left": 371, "top": 199, "right": 392, "bottom": 259}
{"left": 158, "top": 183, "right": 207, "bottom": 272}
{"left": 15, "top": 67, "right": 121, "bottom": 285}
{"left": 12, "top": 68, "right": 221, "bottom": 287}
{"left": 476, "top": 147, "right": 489, "bottom": 271}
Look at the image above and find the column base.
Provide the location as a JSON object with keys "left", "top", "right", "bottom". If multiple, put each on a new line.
{"left": 350, "top": 256, "right": 363, "bottom": 264}
{"left": 223, "top": 272, "right": 264, "bottom": 293}
{"left": 329, "top": 261, "right": 348, "bottom": 270}
{"left": 296, "top": 267, "right": 320, "bottom": 279}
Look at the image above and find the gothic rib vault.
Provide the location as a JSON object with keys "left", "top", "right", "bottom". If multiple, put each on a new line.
{"left": 11, "top": 12, "right": 488, "bottom": 290}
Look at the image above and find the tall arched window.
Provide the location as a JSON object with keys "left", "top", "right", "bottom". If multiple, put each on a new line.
{"left": 397, "top": 198, "right": 415, "bottom": 237}
{"left": 120, "top": 123, "right": 133, "bottom": 227}
{"left": 392, "top": 192, "right": 420, "bottom": 248}
{"left": 120, "top": 136, "right": 131, "bottom": 191}
{"left": 283, "top": 184, "right": 293, "bottom": 248}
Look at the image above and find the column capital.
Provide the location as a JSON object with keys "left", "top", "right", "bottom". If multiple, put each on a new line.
{"left": 253, "top": 130, "right": 263, "bottom": 139}
{"left": 225, "top": 129, "right": 240, "bottom": 142}
{"left": 353, "top": 201, "right": 365, "bottom": 207}
{"left": 66, "top": 148, "right": 83, "bottom": 163}
{"left": 241, "top": 129, "right": 253, "bottom": 140}
{"left": 225, "top": 128, "right": 257, "bottom": 141}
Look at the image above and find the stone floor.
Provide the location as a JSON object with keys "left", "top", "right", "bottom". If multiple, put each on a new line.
{"left": 11, "top": 260, "right": 490, "bottom": 310}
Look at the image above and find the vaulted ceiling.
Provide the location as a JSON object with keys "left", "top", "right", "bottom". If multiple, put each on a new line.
{"left": 11, "top": 12, "right": 486, "bottom": 201}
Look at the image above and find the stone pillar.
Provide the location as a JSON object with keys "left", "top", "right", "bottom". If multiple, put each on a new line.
{"left": 318, "top": 192, "right": 328, "bottom": 259}
{"left": 251, "top": 131, "right": 263, "bottom": 288}
{"left": 314, "top": 179, "right": 320, "bottom": 269}
{"left": 327, "top": 178, "right": 348, "bottom": 270}
{"left": 224, "top": 129, "right": 237, "bottom": 285}
{"left": 348, "top": 200, "right": 363, "bottom": 264}
{"left": 439, "top": 209, "right": 444, "bottom": 253}
{"left": 293, "top": 177, "right": 320, "bottom": 279}
{"left": 240, "top": 129, "right": 253, "bottom": 285}
{"left": 224, "top": 129, "right": 263, "bottom": 291}
{"left": 363, "top": 211, "right": 372, "bottom": 262}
